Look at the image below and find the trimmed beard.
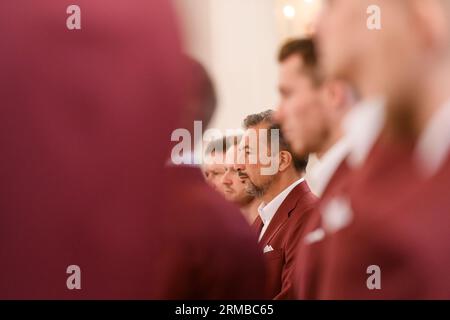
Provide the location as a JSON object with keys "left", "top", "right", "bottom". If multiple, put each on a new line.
{"left": 245, "top": 177, "right": 274, "bottom": 198}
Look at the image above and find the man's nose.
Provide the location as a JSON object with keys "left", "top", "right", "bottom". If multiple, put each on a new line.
{"left": 221, "top": 170, "right": 232, "bottom": 185}
{"left": 234, "top": 162, "right": 245, "bottom": 172}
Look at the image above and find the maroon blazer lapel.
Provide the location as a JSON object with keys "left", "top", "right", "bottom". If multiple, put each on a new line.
{"left": 259, "top": 181, "right": 313, "bottom": 246}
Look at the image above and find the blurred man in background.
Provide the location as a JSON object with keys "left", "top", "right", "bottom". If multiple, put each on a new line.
{"left": 204, "top": 135, "right": 260, "bottom": 224}
{"left": 315, "top": 0, "right": 450, "bottom": 299}
{"left": 274, "top": 38, "right": 356, "bottom": 299}
{"left": 203, "top": 137, "right": 228, "bottom": 192}
{"left": 221, "top": 136, "right": 260, "bottom": 224}
{"left": 235, "top": 110, "right": 317, "bottom": 299}
{"left": 276, "top": 39, "right": 355, "bottom": 189}
{"left": 0, "top": 0, "right": 265, "bottom": 299}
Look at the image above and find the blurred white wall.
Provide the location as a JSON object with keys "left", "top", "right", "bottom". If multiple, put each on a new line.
{"left": 174, "top": 0, "right": 213, "bottom": 71}
{"left": 174, "top": 0, "right": 323, "bottom": 132}
{"left": 174, "top": 0, "right": 323, "bottom": 193}
{"left": 208, "top": 0, "right": 280, "bottom": 132}
{"left": 175, "top": 0, "right": 278, "bottom": 132}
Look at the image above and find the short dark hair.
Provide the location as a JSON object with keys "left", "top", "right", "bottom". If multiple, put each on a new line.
{"left": 243, "top": 110, "right": 308, "bottom": 172}
{"left": 278, "top": 38, "right": 322, "bottom": 86}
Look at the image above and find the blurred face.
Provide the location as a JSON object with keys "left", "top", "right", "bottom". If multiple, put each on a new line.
{"left": 276, "top": 54, "right": 328, "bottom": 157}
{"left": 220, "top": 145, "right": 254, "bottom": 206}
{"left": 317, "top": 0, "right": 421, "bottom": 101}
{"left": 203, "top": 151, "right": 226, "bottom": 192}
{"left": 316, "top": 0, "right": 370, "bottom": 80}
{"left": 234, "top": 124, "right": 280, "bottom": 198}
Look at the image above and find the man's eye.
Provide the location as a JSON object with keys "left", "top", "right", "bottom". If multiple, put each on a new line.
{"left": 281, "top": 89, "right": 291, "bottom": 98}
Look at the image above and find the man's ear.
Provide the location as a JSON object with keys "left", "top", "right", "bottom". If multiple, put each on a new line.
{"left": 325, "top": 80, "right": 346, "bottom": 108}
{"left": 278, "top": 151, "right": 292, "bottom": 172}
{"left": 323, "top": 80, "right": 354, "bottom": 122}
{"left": 321, "top": 82, "right": 336, "bottom": 111}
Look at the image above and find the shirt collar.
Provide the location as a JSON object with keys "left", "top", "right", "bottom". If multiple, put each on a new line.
{"left": 258, "top": 178, "right": 304, "bottom": 225}
{"left": 308, "top": 138, "right": 351, "bottom": 197}
{"left": 414, "top": 100, "right": 450, "bottom": 177}
{"left": 343, "top": 97, "right": 386, "bottom": 169}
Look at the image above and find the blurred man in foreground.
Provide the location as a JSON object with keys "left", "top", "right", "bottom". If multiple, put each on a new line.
{"left": 315, "top": 0, "right": 450, "bottom": 299}
{"left": 276, "top": 38, "right": 355, "bottom": 189}
{"left": 204, "top": 135, "right": 260, "bottom": 224}
{"left": 0, "top": 0, "right": 184, "bottom": 298}
{"left": 0, "top": 0, "right": 265, "bottom": 299}
{"left": 274, "top": 38, "right": 356, "bottom": 299}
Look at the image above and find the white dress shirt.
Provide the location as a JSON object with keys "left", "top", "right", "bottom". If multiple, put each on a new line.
{"left": 306, "top": 98, "right": 384, "bottom": 197}
{"left": 257, "top": 178, "right": 305, "bottom": 241}
{"left": 414, "top": 100, "right": 450, "bottom": 177}
{"left": 343, "top": 97, "right": 386, "bottom": 169}
{"left": 309, "top": 98, "right": 385, "bottom": 239}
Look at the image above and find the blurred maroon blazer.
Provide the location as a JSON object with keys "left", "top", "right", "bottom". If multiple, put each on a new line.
{"left": 254, "top": 181, "right": 317, "bottom": 299}
{"left": 295, "top": 160, "right": 351, "bottom": 300}
{"left": 0, "top": 0, "right": 266, "bottom": 299}
{"left": 317, "top": 139, "right": 450, "bottom": 299}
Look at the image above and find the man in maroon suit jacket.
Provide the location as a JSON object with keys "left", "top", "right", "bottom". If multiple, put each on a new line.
{"left": 274, "top": 38, "right": 356, "bottom": 299}
{"left": 313, "top": 0, "right": 450, "bottom": 299}
{"left": 0, "top": 0, "right": 265, "bottom": 299}
{"left": 163, "top": 58, "right": 266, "bottom": 299}
{"left": 234, "top": 110, "right": 317, "bottom": 299}
{"left": 295, "top": 97, "right": 386, "bottom": 299}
